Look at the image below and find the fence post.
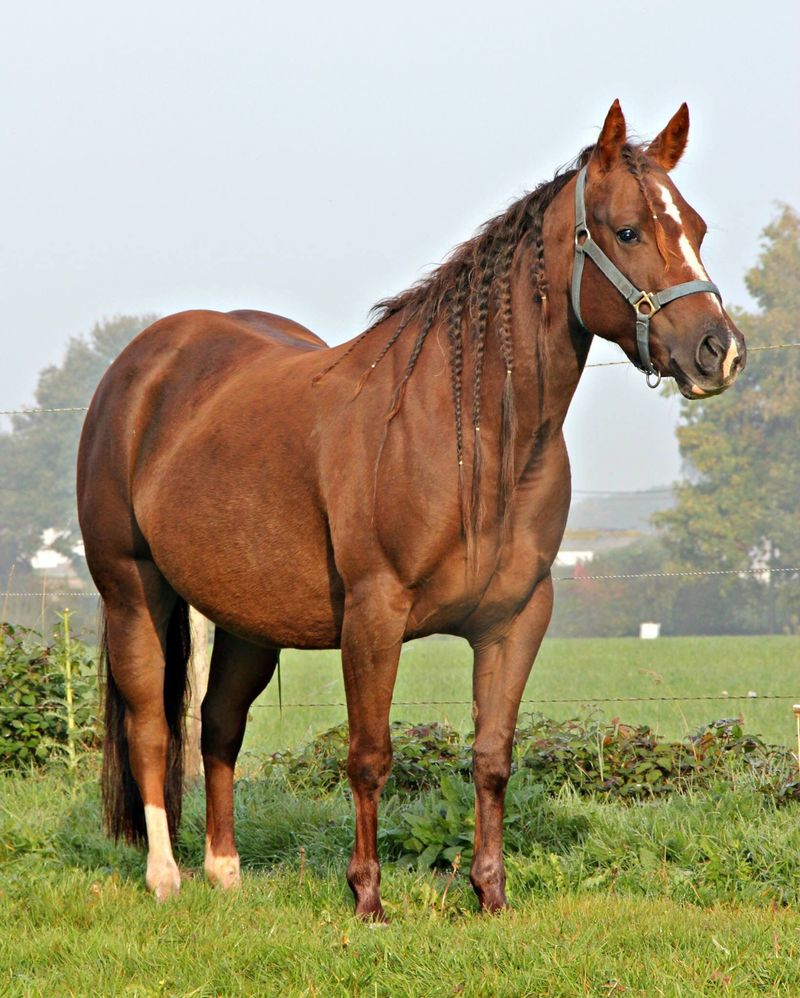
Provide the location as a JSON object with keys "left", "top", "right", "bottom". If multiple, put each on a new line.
{"left": 185, "top": 607, "right": 210, "bottom": 780}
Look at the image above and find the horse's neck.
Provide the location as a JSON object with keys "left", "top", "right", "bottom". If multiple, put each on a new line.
{"left": 477, "top": 251, "right": 590, "bottom": 466}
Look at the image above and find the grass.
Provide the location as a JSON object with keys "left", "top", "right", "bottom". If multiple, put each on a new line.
{"left": 4, "top": 871, "right": 800, "bottom": 996}
{"left": 245, "top": 635, "right": 800, "bottom": 755}
{"left": 4, "top": 762, "right": 800, "bottom": 995}
{"left": 3, "top": 634, "right": 800, "bottom": 995}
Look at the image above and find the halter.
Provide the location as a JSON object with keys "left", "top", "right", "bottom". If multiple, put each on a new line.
{"left": 571, "top": 165, "right": 721, "bottom": 388}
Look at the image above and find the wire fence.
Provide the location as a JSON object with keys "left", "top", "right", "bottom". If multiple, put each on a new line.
{"left": 2, "top": 566, "right": 798, "bottom": 601}
{"left": 1, "top": 342, "right": 798, "bottom": 419}
{"left": 251, "top": 693, "right": 800, "bottom": 710}
{"left": 2, "top": 338, "right": 798, "bottom": 714}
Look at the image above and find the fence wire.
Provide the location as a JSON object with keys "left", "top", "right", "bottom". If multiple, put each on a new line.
{"left": 2, "top": 566, "right": 798, "bottom": 600}
{"left": 2, "top": 343, "right": 798, "bottom": 418}
{"left": 251, "top": 693, "right": 799, "bottom": 710}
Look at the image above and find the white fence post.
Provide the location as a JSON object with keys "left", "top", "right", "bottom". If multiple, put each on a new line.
{"left": 185, "top": 607, "right": 210, "bottom": 780}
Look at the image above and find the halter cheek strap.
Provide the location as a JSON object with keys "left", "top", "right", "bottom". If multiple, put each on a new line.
{"left": 571, "top": 165, "right": 722, "bottom": 388}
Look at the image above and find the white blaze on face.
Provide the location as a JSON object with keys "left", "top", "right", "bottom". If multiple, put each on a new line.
{"left": 655, "top": 181, "right": 725, "bottom": 317}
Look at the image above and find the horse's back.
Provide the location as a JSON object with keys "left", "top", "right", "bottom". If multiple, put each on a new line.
{"left": 226, "top": 309, "right": 328, "bottom": 351}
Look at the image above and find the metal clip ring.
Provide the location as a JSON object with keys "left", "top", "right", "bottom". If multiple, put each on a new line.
{"left": 646, "top": 369, "right": 662, "bottom": 389}
{"left": 574, "top": 226, "right": 591, "bottom": 248}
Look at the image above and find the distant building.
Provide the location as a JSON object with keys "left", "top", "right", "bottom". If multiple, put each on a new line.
{"left": 554, "top": 550, "right": 594, "bottom": 568}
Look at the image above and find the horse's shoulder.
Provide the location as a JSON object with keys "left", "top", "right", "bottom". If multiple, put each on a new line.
{"left": 226, "top": 309, "right": 328, "bottom": 352}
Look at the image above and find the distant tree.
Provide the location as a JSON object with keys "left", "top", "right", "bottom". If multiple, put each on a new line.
{"left": 656, "top": 207, "right": 800, "bottom": 632}
{"left": 0, "top": 315, "right": 156, "bottom": 581}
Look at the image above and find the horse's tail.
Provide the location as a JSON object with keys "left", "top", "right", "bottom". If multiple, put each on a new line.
{"left": 100, "top": 598, "right": 191, "bottom": 844}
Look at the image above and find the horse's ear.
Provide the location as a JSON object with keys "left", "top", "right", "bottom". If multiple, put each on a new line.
{"left": 589, "top": 100, "right": 627, "bottom": 176}
{"left": 648, "top": 103, "right": 690, "bottom": 171}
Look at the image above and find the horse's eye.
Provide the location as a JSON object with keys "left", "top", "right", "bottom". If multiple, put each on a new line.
{"left": 616, "top": 227, "right": 639, "bottom": 244}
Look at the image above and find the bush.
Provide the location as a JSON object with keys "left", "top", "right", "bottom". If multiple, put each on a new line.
{"left": 0, "top": 615, "right": 99, "bottom": 768}
{"left": 514, "top": 712, "right": 798, "bottom": 800}
{"left": 264, "top": 721, "right": 472, "bottom": 795}
{"left": 259, "top": 714, "right": 800, "bottom": 869}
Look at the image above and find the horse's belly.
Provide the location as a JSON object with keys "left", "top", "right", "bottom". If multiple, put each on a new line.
{"left": 138, "top": 479, "right": 343, "bottom": 649}
{"left": 154, "top": 533, "right": 343, "bottom": 648}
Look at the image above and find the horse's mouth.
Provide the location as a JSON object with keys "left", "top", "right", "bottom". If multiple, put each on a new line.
{"left": 669, "top": 359, "right": 729, "bottom": 400}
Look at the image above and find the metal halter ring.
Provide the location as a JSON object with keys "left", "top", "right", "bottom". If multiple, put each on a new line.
{"left": 646, "top": 369, "right": 662, "bottom": 389}
{"left": 632, "top": 291, "right": 661, "bottom": 317}
{"left": 574, "top": 226, "right": 591, "bottom": 248}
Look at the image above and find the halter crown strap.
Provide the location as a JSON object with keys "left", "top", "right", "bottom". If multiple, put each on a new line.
{"left": 571, "top": 165, "right": 721, "bottom": 382}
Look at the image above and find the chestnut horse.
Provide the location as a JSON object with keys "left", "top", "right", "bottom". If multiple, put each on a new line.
{"left": 77, "top": 101, "right": 745, "bottom": 914}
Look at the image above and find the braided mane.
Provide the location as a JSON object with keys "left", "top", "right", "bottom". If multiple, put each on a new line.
{"left": 314, "top": 142, "right": 662, "bottom": 562}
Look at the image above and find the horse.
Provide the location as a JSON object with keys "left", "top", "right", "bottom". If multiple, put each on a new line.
{"left": 77, "top": 100, "right": 745, "bottom": 916}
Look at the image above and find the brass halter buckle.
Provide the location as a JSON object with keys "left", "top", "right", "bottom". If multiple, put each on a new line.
{"left": 632, "top": 291, "right": 660, "bottom": 316}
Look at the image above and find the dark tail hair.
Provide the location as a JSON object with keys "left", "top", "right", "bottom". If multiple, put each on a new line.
{"left": 100, "top": 598, "right": 191, "bottom": 844}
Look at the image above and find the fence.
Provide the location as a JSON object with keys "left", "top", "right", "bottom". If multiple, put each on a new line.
{"left": 2, "top": 340, "right": 799, "bottom": 725}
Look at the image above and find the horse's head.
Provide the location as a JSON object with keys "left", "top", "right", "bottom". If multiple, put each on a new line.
{"left": 572, "top": 100, "right": 746, "bottom": 398}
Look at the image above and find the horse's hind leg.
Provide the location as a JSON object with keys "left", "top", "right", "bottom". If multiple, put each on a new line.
{"left": 202, "top": 629, "right": 278, "bottom": 888}
{"left": 101, "top": 560, "right": 188, "bottom": 901}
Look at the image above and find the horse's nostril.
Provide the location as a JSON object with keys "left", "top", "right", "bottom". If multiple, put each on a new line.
{"left": 696, "top": 333, "right": 724, "bottom": 375}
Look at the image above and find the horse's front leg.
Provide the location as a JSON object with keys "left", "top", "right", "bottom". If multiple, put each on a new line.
{"left": 470, "top": 574, "right": 554, "bottom": 912}
{"left": 341, "top": 579, "right": 410, "bottom": 920}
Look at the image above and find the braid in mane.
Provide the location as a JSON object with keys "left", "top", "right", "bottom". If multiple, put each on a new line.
{"left": 446, "top": 272, "right": 470, "bottom": 560}
{"left": 385, "top": 302, "right": 437, "bottom": 423}
{"left": 492, "top": 240, "right": 518, "bottom": 531}
{"left": 621, "top": 146, "right": 675, "bottom": 269}
{"left": 469, "top": 253, "right": 494, "bottom": 552}
{"left": 351, "top": 307, "right": 416, "bottom": 399}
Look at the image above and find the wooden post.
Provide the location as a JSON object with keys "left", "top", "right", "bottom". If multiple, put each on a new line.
{"left": 185, "top": 607, "right": 210, "bottom": 780}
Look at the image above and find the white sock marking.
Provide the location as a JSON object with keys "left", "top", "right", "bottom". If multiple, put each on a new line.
{"left": 204, "top": 835, "right": 241, "bottom": 889}
{"left": 144, "top": 804, "right": 180, "bottom": 899}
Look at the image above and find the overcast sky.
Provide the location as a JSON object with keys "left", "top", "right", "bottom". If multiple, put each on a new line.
{"left": 2, "top": 1, "right": 798, "bottom": 492}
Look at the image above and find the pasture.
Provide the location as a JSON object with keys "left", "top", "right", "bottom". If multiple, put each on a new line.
{"left": 245, "top": 635, "right": 800, "bottom": 754}
{"left": 2, "top": 633, "right": 800, "bottom": 995}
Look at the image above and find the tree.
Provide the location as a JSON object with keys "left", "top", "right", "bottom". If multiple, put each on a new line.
{"left": 0, "top": 315, "right": 157, "bottom": 584}
{"left": 656, "top": 207, "right": 800, "bottom": 632}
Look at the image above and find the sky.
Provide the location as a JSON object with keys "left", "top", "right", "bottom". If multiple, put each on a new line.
{"left": 1, "top": 1, "right": 798, "bottom": 492}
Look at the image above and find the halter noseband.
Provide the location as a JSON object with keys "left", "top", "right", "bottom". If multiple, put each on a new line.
{"left": 571, "top": 165, "right": 721, "bottom": 388}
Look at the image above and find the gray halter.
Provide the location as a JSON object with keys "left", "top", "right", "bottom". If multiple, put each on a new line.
{"left": 571, "top": 165, "right": 721, "bottom": 388}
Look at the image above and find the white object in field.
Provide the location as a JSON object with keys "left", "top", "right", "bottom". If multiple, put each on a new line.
{"left": 554, "top": 550, "right": 595, "bottom": 567}
{"left": 639, "top": 622, "right": 661, "bottom": 640}
{"left": 747, "top": 690, "right": 757, "bottom": 698}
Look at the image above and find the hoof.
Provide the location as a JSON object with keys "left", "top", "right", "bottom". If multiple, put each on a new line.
{"left": 355, "top": 902, "right": 388, "bottom": 923}
{"left": 205, "top": 850, "right": 241, "bottom": 890}
{"left": 146, "top": 859, "right": 181, "bottom": 901}
{"left": 479, "top": 894, "right": 509, "bottom": 914}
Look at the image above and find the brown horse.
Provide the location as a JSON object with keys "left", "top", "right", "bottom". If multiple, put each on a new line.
{"left": 77, "top": 101, "right": 745, "bottom": 915}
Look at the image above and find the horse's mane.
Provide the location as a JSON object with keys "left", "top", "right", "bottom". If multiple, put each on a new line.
{"left": 313, "top": 141, "right": 659, "bottom": 563}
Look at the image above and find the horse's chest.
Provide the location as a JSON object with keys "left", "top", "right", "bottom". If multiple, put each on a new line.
{"left": 408, "top": 515, "right": 559, "bottom": 639}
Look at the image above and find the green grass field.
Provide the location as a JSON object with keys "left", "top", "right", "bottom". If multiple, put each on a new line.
{"left": 2, "top": 635, "right": 800, "bottom": 996}
{"left": 244, "top": 635, "right": 800, "bottom": 756}
{"left": 4, "top": 762, "right": 800, "bottom": 996}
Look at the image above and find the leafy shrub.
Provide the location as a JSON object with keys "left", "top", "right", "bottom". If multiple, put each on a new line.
{"left": 514, "top": 712, "right": 798, "bottom": 800}
{"left": 262, "top": 713, "right": 798, "bottom": 805}
{"left": 0, "top": 618, "right": 99, "bottom": 768}
{"left": 264, "top": 721, "right": 472, "bottom": 795}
